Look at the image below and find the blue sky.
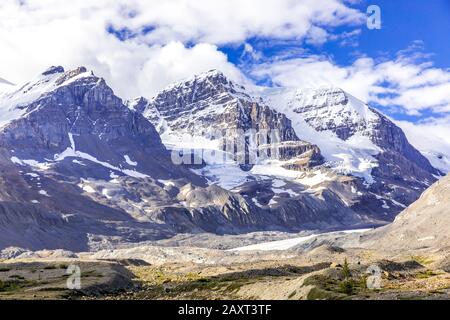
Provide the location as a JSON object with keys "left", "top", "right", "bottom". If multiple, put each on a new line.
{"left": 355, "top": 0, "right": 450, "bottom": 68}
{"left": 222, "top": 0, "right": 450, "bottom": 68}
{"left": 1, "top": 0, "right": 449, "bottom": 168}
{"left": 216, "top": 0, "right": 450, "bottom": 124}
{"left": 1, "top": 0, "right": 449, "bottom": 126}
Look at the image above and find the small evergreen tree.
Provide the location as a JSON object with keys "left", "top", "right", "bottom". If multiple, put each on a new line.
{"left": 342, "top": 258, "right": 351, "bottom": 279}
{"left": 339, "top": 258, "right": 354, "bottom": 295}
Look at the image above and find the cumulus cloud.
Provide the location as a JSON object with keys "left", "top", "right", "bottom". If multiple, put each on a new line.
{"left": 240, "top": 43, "right": 263, "bottom": 62}
{"left": 1, "top": 0, "right": 449, "bottom": 170}
{"left": 111, "top": 0, "right": 364, "bottom": 44}
{"left": 250, "top": 49, "right": 450, "bottom": 116}
{"left": 0, "top": 0, "right": 364, "bottom": 99}
{"left": 249, "top": 44, "right": 450, "bottom": 172}
{"left": 396, "top": 117, "right": 450, "bottom": 173}
{"left": 135, "top": 42, "right": 250, "bottom": 97}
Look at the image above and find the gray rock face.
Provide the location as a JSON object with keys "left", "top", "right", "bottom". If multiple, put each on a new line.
{"left": 139, "top": 72, "right": 443, "bottom": 223}
{"left": 369, "top": 109, "right": 440, "bottom": 187}
{"left": 134, "top": 70, "right": 323, "bottom": 168}
{"left": 360, "top": 173, "right": 450, "bottom": 251}
{"left": 0, "top": 67, "right": 444, "bottom": 252}
{"left": 292, "top": 87, "right": 440, "bottom": 175}
{"left": 262, "top": 86, "right": 442, "bottom": 219}
{"left": 0, "top": 67, "right": 374, "bottom": 252}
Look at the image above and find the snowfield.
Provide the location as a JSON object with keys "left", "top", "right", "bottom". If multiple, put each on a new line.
{"left": 260, "top": 86, "right": 381, "bottom": 185}
{"left": 229, "top": 228, "right": 372, "bottom": 251}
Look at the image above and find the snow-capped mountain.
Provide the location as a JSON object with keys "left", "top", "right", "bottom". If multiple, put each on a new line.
{"left": 133, "top": 70, "right": 319, "bottom": 162}
{"left": 131, "top": 70, "right": 325, "bottom": 185}
{"left": 0, "top": 66, "right": 383, "bottom": 251}
{"left": 261, "top": 86, "right": 441, "bottom": 208}
{"left": 134, "top": 70, "right": 441, "bottom": 223}
{"left": 0, "top": 66, "right": 198, "bottom": 250}
{"left": 0, "top": 66, "right": 443, "bottom": 252}
{"left": 261, "top": 87, "right": 382, "bottom": 183}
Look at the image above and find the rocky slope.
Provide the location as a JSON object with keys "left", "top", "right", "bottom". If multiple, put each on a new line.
{"left": 0, "top": 66, "right": 444, "bottom": 252}
{"left": 133, "top": 71, "right": 441, "bottom": 223}
{"left": 0, "top": 67, "right": 383, "bottom": 252}
{"left": 129, "top": 70, "right": 324, "bottom": 172}
{"left": 262, "top": 86, "right": 442, "bottom": 218}
{"left": 360, "top": 173, "right": 450, "bottom": 251}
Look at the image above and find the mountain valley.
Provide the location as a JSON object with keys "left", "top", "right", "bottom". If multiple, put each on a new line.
{"left": 0, "top": 66, "right": 449, "bottom": 300}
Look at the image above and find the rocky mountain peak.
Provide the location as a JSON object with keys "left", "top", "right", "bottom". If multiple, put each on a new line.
{"left": 262, "top": 84, "right": 441, "bottom": 214}
{"left": 127, "top": 97, "right": 149, "bottom": 113}
{"left": 41, "top": 66, "right": 65, "bottom": 76}
{"left": 138, "top": 70, "right": 323, "bottom": 171}
{"left": 0, "top": 66, "right": 106, "bottom": 126}
{"left": 286, "top": 86, "right": 380, "bottom": 141}
{"left": 151, "top": 69, "right": 250, "bottom": 109}
{"left": 141, "top": 69, "right": 255, "bottom": 135}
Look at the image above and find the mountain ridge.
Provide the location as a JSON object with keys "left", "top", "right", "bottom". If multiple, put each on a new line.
{"left": 359, "top": 172, "right": 450, "bottom": 251}
{"left": 132, "top": 69, "right": 441, "bottom": 220}
{"left": 0, "top": 66, "right": 444, "bottom": 251}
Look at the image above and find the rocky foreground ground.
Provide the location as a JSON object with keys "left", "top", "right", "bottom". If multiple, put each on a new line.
{"left": 1, "top": 232, "right": 450, "bottom": 300}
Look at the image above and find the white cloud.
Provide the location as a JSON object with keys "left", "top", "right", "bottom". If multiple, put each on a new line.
{"left": 305, "top": 26, "right": 329, "bottom": 46}
{"left": 251, "top": 52, "right": 450, "bottom": 116}
{"left": 115, "top": 0, "right": 364, "bottom": 44}
{"left": 136, "top": 42, "right": 249, "bottom": 97}
{"left": 1, "top": 0, "right": 448, "bottom": 171}
{"left": 396, "top": 118, "right": 450, "bottom": 173}
{"left": 249, "top": 43, "right": 450, "bottom": 173}
{"left": 241, "top": 43, "right": 262, "bottom": 62}
{"left": 0, "top": 0, "right": 364, "bottom": 99}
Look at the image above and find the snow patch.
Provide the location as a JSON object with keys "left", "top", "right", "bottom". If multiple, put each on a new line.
{"left": 124, "top": 155, "right": 138, "bottom": 166}
{"left": 39, "top": 190, "right": 50, "bottom": 197}
{"left": 78, "top": 180, "right": 96, "bottom": 194}
{"left": 25, "top": 172, "right": 39, "bottom": 178}
{"left": 272, "top": 188, "right": 298, "bottom": 197}
{"left": 272, "top": 179, "right": 286, "bottom": 188}
{"left": 229, "top": 228, "right": 372, "bottom": 251}
{"left": 11, "top": 156, "right": 52, "bottom": 170}
{"left": 158, "top": 179, "right": 176, "bottom": 187}
{"left": 261, "top": 86, "right": 381, "bottom": 185}
{"left": 54, "top": 133, "right": 149, "bottom": 179}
